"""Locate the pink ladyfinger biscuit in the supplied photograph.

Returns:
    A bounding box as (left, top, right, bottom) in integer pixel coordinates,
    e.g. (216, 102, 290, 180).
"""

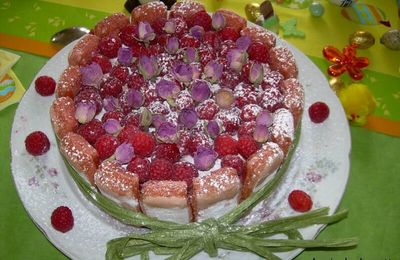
(94, 161, 140, 210)
(50, 96, 78, 140)
(269, 47, 298, 79)
(56, 65, 81, 98)
(68, 34, 100, 66)
(131, 1, 167, 25)
(216, 9, 247, 32)
(279, 78, 304, 128)
(269, 108, 295, 156)
(241, 142, 284, 200)
(60, 132, 99, 184)
(92, 13, 130, 38)
(170, 1, 205, 21)
(240, 26, 276, 49)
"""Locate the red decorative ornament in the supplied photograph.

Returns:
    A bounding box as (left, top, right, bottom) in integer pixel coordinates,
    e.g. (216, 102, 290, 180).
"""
(322, 44, 369, 80)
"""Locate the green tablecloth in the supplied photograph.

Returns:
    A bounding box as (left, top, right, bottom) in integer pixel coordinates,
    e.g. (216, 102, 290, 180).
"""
(1, 0, 400, 259)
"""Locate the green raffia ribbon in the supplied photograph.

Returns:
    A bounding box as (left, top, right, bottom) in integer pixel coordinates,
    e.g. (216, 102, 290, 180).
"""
(61, 126, 358, 259)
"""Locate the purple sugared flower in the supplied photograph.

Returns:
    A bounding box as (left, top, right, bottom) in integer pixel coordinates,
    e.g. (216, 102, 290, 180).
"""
(189, 25, 205, 39)
(140, 107, 152, 128)
(190, 80, 210, 102)
(103, 118, 122, 135)
(126, 89, 144, 108)
(166, 36, 179, 54)
(117, 47, 133, 66)
(178, 108, 198, 128)
(137, 21, 155, 42)
(138, 55, 159, 80)
(212, 11, 226, 31)
(156, 121, 178, 143)
(163, 19, 176, 34)
(103, 96, 118, 111)
(194, 146, 218, 170)
(75, 101, 96, 124)
(155, 79, 180, 99)
(253, 124, 269, 143)
(115, 142, 134, 164)
(256, 110, 273, 127)
(173, 62, 193, 84)
(236, 36, 251, 51)
(203, 60, 223, 83)
(215, 88, 235, 109)
(183, 47, 198, 63)
(191, 64, 201, 80)
(249, 62, 264, 85)
(80, 63, 103, 86)
(152, 114, 166, 129)
(206, 120, 220, 138)
(227, 48, 248, 72)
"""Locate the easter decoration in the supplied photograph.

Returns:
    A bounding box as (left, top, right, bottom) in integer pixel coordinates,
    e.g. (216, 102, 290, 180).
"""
(341, 3, 391, 27)
(245, 1, 280, 34)
(309, 2, 325, 17)
(328, 0, 354, 7)
(380, 29, 400, 51)
(348, 31, 375, 49)
(280, 18, 305, 38)
(272, 0, 313, 9)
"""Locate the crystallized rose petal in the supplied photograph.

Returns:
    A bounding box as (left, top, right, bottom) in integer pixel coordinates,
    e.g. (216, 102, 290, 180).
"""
(50, 97, 78, 139)
(92, 13, 129, 38)
(216, 9, 247, 32)
(240, 26, 276, 49)
(68, 34, 100, 66)
(269, 47, 298, 79)
(279, 78, 304, 128)
(56, 65, 81, 98)
(131, 1, 167, 25)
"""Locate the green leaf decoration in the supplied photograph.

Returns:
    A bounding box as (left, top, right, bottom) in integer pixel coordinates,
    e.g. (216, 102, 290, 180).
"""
(281, 18, 306, 38)
(60, 125, 358, 259)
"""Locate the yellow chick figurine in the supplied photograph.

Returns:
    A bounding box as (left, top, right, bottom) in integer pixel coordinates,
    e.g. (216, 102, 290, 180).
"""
(338, 83, 376, 126)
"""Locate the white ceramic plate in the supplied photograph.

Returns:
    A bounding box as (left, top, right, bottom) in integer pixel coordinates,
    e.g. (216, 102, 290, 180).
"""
(10, 34, 351, 260)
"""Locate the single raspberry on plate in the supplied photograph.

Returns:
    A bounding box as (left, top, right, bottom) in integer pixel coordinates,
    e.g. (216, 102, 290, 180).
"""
(51, 206, 74, 233)
(94, 134, 119, 160)
(117, 125, 140, 144)
(154, 143, 181, 163)
(187, 10, 212, 31)
(308, 101, 330, 123)
(179, 34, 200, 48)
(76, 119, 106, 145)
(237, 135, 259, 159)
(214, 134, 238, 157)
(99, 77, 124, 98)
(35, 76, 56, 96)
(172, 161, 198, 188)
(221, 155, 244, 178)
(91, 54, 112, 73)
(128, 131, 156, 157)
(196, 99, 219, 120)
(288, 190, 313, 212)
(149, 158, 173, 181)
(218, 27, 240, 42)
(127, 157, 150, 183)
(98, 35, 122, 58)
(247, 41, 269, 63)
(25, 131, 50, 156)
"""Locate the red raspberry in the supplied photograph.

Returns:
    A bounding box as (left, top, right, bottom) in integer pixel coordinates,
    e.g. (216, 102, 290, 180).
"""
(179, 34, 200, 48)
(184, 132, 212, 156)
(198, 46, 216, 67)
(99, 77, 123, 98)
(172, 17, 189, 37)
(51, 206, 74, 233)
(240, 104, 262, 122)
(214, 134, 238, 157)
(128, 131, 156, 157)
(215, 109, 240, 134)
(156, 34, 169, 47)
(110, 65, 129, 83)
(98, 36, 122, 58)
(260, 87, 284, 112)
(130, 41, 144, 57)
(196, 99, 219, 120)
(172, 162, 198, 188)
(154, 143, 181, 163)
(91, 54, 112, 73)
(25, 131, 50, 156)
(247, 41, 269, 63)
(74, 87, 102, 114)
(234, 83, 259, 108)
(35, 76, 56, 96)
(238, 121, 256, 137)
(237, 135, 259, 159)
(221, 155, 244, 178)
(101, 111, 124, 124)
(203, 31, 220, 49)
(187, 11, 212, 31)
(151, 17, 167, 35)
(94, 134, 119, 160)
(308, 102, 330, 123)
(119, 24, 138, 46)
(288, 190, 313, 212)
(218, 27, 240, 42)
(76, 119, 106, 145)
(117, 125, 139, 143)
(239, 62, 251, 85)
(149, 158, 173, 180)
(127, 73, 146, 90)
(123, 113, 141, 128)
(127, 157, 150, 183)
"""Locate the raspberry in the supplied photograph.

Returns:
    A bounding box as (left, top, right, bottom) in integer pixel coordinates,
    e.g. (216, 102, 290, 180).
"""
(91, 54, 112, 73)
(237, 135, 259, 159)
(179, 34, 200, 48)
(203, 31, 220, 49)
(234, 83, 259, 108)
(101, 111, 124, 124)
(196, 99, 219, 120)
(98, 36, 122, 58)
(214, 134, 238, 157)
(117, 125, 139, 144)
(240, 104, 262, 122)
(110, 65, 129, 83)
(218, 40, 236, 57)
(119, 24, 138, 47)
(239, 62, 251, 85)
(74, 87, 102, 114)
(154, 143, 181, 163)
(288, 190, 313, 212)
(76, 119, 106, 145)
(215, 108, 240, 134)
(172, 17, 188, 37)
(184, 132, 212, 156)
(35, 76, 56, 96)
(99, 77, 123, 98)
(218, 27, 240, 42)
(51, 206, 74, 233)
(127, 73, 146, 90)
(149, 159, 173, 181)
(172, 162, 198, 188)
(238, 121, 256, 137)
(25, 131, 50, 156)
(94, 134, 119, 160)
(123, 113, 141, 128)
(308, 102, 330, 123)
(198, 46, 216, 67)
(187, 11, 212, 31)
(247, 42, 269, 63)
(260, 87, 284, 112)
(221, 155, 244, 179)
(128, 131, 156, 157)
(127, 157, 150, 183)
(151, 17, 167, 35)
